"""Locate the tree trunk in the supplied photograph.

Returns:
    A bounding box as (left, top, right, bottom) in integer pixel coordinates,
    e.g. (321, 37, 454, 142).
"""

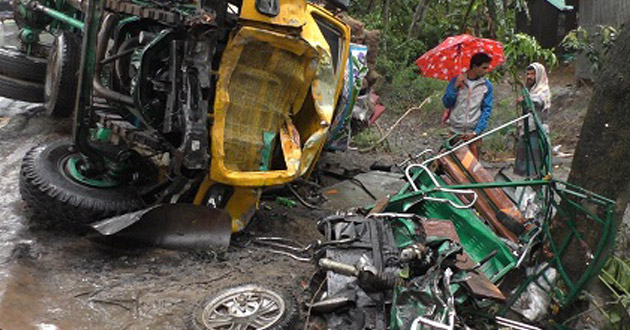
(381, 0, 390, 31)
(459, 0, 477, 34)
(568, 23, 630, 220)
(407, 0, 431, 39)
(367, 0, 375, 12)
(381, 0, 390, 51)
(556, 21, 630, 278)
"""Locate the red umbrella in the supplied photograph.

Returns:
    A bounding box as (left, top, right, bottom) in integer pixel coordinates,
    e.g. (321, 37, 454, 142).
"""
(415, 34, 505, 81)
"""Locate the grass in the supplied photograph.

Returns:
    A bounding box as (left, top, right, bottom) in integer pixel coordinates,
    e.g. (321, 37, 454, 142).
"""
(377, 65, 447, 116)
(481, 94, 520, 160)
(351, 127, 381, 148)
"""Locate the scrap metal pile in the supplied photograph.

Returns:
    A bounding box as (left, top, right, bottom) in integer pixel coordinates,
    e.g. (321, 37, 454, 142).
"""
(263, 108, 616, 330)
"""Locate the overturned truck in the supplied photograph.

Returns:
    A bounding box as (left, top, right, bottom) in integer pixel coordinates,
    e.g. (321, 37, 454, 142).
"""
(14, 0, 352, 241)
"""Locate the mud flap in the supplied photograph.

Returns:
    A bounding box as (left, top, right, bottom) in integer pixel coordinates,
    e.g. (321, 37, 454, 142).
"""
(90, 204, 232, 250)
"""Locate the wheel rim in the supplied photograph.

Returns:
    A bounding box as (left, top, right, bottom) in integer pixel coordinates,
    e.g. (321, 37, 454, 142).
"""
(62, 156, 121, 188)
(200, 286, 286, 330)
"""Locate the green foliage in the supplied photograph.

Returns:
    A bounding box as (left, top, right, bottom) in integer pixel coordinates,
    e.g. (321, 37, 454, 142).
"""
(346, 0, 557, 151)
(561, 25, 619, 73)
(593, 256, 630, 328)
(350, 0, 508, 73)
(503, 33, 558, 68)
(376, 39, 427, 77)
(378, 65, 446, 114)
(348, 0, 556, 85)
(499, 33, 558, 87)
(351, 127, 380, 148)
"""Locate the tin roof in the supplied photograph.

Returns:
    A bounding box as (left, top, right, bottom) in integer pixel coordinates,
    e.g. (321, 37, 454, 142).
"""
(545, 0, 574, 11)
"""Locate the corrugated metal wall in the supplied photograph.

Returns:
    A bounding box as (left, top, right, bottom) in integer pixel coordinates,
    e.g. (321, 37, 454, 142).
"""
(579, 0, 630, 28)
(526, 0, 560, 49)
(577, 0, 630, 79)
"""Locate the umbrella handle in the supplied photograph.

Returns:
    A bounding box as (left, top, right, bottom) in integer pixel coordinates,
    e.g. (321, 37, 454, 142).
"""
(441, 109, 451, 124)
(458, 44, 463, 76)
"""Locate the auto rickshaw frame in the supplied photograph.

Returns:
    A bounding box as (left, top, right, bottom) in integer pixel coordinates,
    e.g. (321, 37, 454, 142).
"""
(377, 89, 616, 328)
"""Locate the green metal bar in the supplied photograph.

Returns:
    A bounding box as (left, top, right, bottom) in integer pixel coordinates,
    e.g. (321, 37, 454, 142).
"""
(72, 0, 105, 163)
(117, 16, 140, 28)
(259, 131, 276, 171)
(33, 3, 84, 30)
(553, 190, 596, 238)
(564, 198, 605, 225)
(531, 264, 567, 302)
(551, 199, 591, 254)
(555, 180, 616, 204)
(557, 187, 614, 207)
(567, 206, 616, 303)
(542, 213, 578, 293)
(441, 179, 550, 190)
(525, 88, 553, 175)
(540, 185, 616, 305)
(388, 179, 551, 212)
(522, 100, 534, 177)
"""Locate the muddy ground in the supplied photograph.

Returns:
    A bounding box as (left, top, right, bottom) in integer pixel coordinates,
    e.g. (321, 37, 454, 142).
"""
(0, 102, 337, 329)
(0, 65, 594, 329)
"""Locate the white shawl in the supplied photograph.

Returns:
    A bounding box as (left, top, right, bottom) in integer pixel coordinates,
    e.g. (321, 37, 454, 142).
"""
(528, 62, 551, 111)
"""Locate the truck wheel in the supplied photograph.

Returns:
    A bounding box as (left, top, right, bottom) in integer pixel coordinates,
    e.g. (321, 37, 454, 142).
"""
(0, 47, 47, 82)
(20, 140, 148, 225)
(45, 32, 80, 118)
(190, 283, 299, 330)
(0, 73, 44, 102)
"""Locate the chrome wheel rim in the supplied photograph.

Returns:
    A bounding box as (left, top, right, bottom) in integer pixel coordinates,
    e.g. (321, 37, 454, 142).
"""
(44, 33, 63, 105)
(201, 286, 285, 330)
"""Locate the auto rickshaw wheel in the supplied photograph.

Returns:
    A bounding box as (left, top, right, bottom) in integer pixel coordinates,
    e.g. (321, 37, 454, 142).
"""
(44, 31, 79, 118)
(190, 283, 299, 330)
(0, 47, 47, 82)
(0, 73, 44, 102)
(19, 139, 148, 225)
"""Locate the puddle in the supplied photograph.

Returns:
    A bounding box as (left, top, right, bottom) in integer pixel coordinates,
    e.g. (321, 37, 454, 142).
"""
(0, 264, 57, 330)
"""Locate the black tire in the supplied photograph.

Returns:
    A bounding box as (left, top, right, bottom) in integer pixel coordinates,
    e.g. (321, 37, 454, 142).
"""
(45, 32, 80, 118)
(20, 139, 148, 225)
(0, 74, 44, 102)
(0, 0, 11, 11)
(190, 283, 299, 330)
(0, 47, 47, 83)
(497, 211, 526, 236)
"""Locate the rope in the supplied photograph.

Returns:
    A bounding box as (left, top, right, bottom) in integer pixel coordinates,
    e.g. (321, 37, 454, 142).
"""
(357, 96, 433, 153)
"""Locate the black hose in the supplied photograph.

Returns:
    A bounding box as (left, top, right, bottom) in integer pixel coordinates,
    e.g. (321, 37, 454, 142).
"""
(94, 13, 134, 105)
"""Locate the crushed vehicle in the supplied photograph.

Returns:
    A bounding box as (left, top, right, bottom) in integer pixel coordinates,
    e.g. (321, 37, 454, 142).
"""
(6, 0, 616, 326)
(235, 94, 617, 330)
(16, 0, 353, 244)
